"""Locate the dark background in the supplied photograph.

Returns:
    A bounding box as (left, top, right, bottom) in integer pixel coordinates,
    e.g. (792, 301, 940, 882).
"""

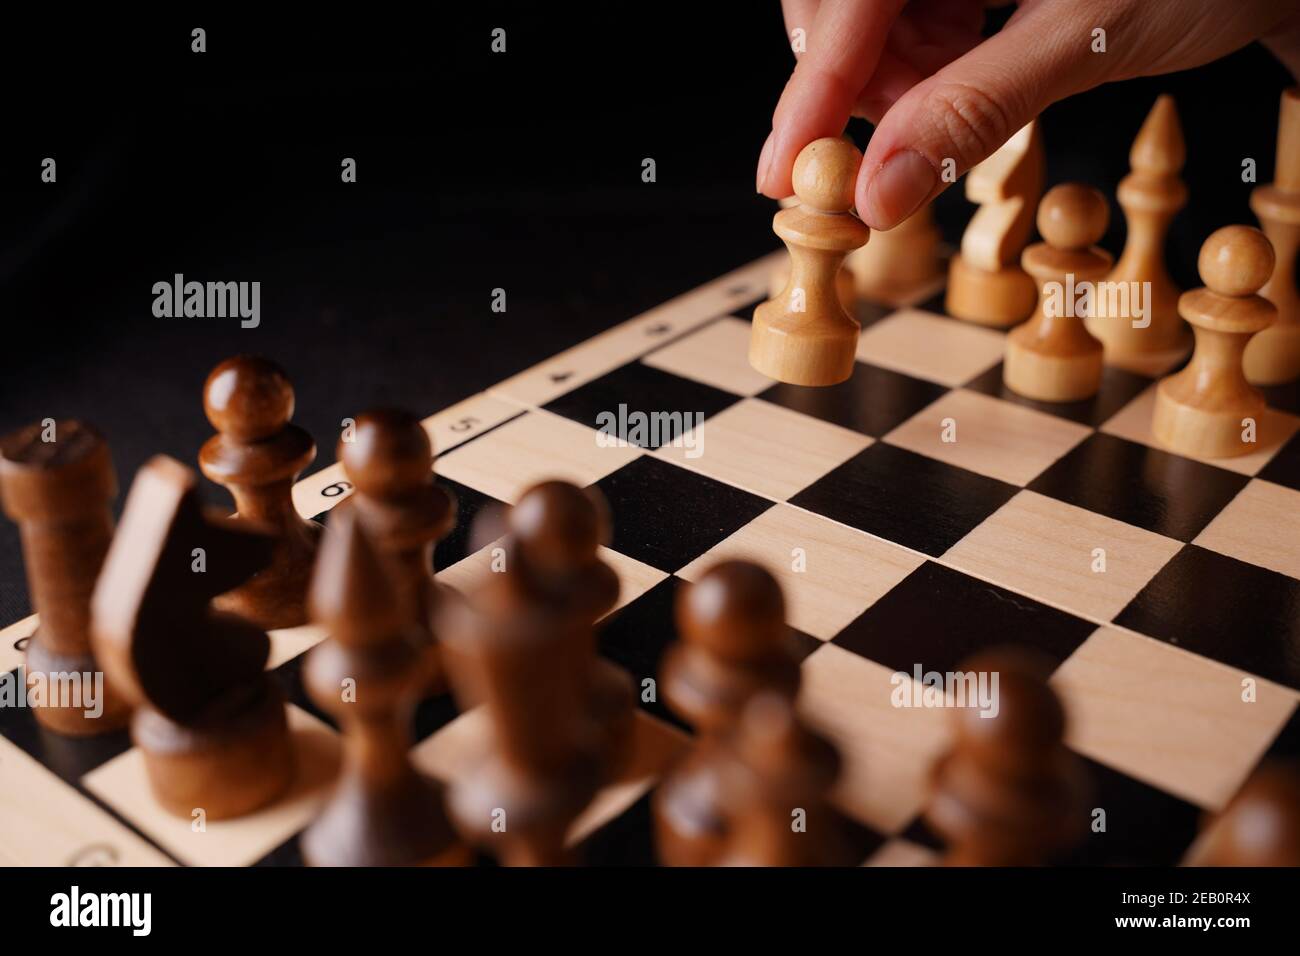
(0, 5, 1295, 618)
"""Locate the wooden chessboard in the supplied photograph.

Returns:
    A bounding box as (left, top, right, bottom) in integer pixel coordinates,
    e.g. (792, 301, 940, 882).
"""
(3, 250, 1300, 867)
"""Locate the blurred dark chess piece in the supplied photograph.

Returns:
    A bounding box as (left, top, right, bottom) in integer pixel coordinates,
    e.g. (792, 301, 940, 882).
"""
(199, 355, 322, 630)
(91, 455, 292, 819)
(0, 419, 130, 735)
(336, 409, 455, 694)
(654, 560, 801, 866)
(299, 505, 469, 867)
(1183, 761, 1300, 866)
(716, 694, 849, 867)
(925, 647, 1090, 866)
(438, 481, 633, 865)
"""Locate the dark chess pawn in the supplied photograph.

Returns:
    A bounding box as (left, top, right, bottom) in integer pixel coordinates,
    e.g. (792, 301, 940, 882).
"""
(91, 456, 293, 819)
(654, 560, 801, 866)
(494, 481, 634, 782)
(299, 506, 469, 867)
(1183, 761, 1300, 866)
(437, 481, 632, 865)
(337, 409, 455, 693)
(437, 591, 604, 866)
(0, 420, 130, 735)
(199, 355, 322, 629)
(925, 647, 1090, 866)
(716, 694, 849, 867)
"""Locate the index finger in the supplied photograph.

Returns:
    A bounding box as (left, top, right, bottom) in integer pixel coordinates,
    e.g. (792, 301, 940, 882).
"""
(759, 0, 907, 198)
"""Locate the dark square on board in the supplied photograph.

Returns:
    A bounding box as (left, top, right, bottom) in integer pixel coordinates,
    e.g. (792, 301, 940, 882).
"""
(592, 456, 772, 573)
(1116, 544, 1300, 691)
(1259, 378, 1300, 418)
(965, 361, 1153, 427)
(1263, 703, 1300, 762)
(758, 361, 946, 438)
(544, 361, 739, 450)
(833, 561, 1095, 675)
(1064, 757, 1203, 866)
(790, 442, 1018, 556)
(599, 576, 686, 728)
(598, 575, 821, 731)
(434, 476, 507, 571)
(1258, 430, 1300, 494)
(1028, 432, 1250, 542)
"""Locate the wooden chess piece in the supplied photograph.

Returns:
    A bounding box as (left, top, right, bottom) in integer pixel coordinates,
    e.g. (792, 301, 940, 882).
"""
(438, 482, 631, 865)
(299, 506, 470, 866)
(1088, 95, 1189, 361)
(1182, 761, 1300, 866)
(750, 137, 870, 386)
(498, 481, 634, 777)
(1152, 225, 1277, 459)
(654, 560, 801, 866)
(946, 120, 1045, 327)
(337, 409, 455, 694)
(1245, 88, 1300, 385)
(199, 356, 322, 630)
(926, 648, 1089, 866)
(438, 596, 603, 866)
(847, 203, 942, 304)
(91, 456, 293, 820)
(1004, 184, 1112, 402)
(716, 694, 849, 867)
(769, 251, 856, 314)
(0, 420, 130, 735)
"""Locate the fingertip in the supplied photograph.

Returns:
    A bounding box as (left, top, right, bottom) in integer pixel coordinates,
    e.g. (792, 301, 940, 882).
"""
(758, 128, 798, 199)
(859, 149, 936, 231)
(756, 131, 776, 193)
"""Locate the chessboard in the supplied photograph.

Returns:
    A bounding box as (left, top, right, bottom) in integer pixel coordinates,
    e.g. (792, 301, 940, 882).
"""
(2, 248, 1299, 868)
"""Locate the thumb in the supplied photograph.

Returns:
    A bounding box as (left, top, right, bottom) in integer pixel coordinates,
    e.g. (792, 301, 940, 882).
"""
(857, 7, 1110, 230)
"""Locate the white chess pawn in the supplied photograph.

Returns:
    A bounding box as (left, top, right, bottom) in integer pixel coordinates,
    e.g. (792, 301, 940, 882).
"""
(750, 138, 870, 386)
(1152, 225, 1277, 459)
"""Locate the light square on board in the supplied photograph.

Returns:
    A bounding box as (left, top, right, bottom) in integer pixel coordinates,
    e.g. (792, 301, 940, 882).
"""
(855, 308, 1005, 387)
(434, 409, 641, 504)
(676, 503, 923, 640)
(641, 316, 775, 396)
(0, 736, 174, 866)
(885, 388, 1091, 487)
(0, 616, 34, 675)
(1051, 627, 1300, 810)
(798, 644, 952, 834)
(653, 398, 872, 501)
(411, 705, 688, 849)
(267, 623, 329, 670)
(864, 838, 941, 867)
(1101, 383, 1300, 477)
(1194, 478, 1300, 581)
(943, 490, 1183, 622)
(437, 539, 666, 619)
(83, 706, 341, 867)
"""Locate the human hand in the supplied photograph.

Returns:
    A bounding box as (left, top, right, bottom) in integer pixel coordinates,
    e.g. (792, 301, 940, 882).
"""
(756, 0, 1300, 230)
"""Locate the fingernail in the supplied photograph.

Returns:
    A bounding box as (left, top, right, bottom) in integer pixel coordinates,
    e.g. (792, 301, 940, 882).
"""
(865, 150, 936, 229)
(756, 131, 776, 193)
